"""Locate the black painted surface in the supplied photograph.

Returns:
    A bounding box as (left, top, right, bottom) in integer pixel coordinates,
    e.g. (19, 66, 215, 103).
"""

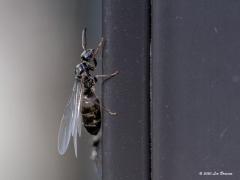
(102, 0, 150, 180)
(152, 0, 240, 179)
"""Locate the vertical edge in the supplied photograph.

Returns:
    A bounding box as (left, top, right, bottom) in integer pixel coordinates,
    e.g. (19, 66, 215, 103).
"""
(151, 0, 163, 179)
(102, 0, 151, 180)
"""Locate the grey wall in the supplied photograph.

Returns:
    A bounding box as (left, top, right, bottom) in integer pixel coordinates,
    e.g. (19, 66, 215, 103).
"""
(152, 0, 240, 179)
(0, 0, 101, 179)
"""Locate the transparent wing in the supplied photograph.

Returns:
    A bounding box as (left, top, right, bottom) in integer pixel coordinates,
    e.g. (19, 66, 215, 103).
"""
(72, 80, 83, 157)
(58, 80, 82, 156)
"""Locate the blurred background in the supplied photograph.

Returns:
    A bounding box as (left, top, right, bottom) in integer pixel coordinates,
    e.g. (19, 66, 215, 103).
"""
(0, 0, 101, 179)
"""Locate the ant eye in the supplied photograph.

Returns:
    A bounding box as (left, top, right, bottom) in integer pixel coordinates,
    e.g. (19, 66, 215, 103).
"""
(86, 51, 93, 58)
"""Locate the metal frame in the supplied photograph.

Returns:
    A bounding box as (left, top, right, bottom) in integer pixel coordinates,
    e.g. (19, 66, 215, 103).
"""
(102, 0, 151, 180)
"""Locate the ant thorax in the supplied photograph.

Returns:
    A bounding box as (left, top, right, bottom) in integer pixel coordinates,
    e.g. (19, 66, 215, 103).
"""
(74, 63, 95, 89)
(74, 62, 93, 79)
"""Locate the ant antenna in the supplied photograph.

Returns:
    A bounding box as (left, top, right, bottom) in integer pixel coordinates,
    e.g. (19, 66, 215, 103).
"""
(93, 37, 104, 59)
(82, 28, 87, 50)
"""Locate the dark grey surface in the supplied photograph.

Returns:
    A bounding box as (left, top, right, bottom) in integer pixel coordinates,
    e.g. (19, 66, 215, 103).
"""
(152, 0, 240, 179)
(102, 0, 150, 180)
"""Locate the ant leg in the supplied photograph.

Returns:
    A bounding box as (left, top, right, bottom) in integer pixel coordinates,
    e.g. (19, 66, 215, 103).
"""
(101, 105, 117, 116)
(82, 99, 117, 116)
(95, 71, 118, 115)
(95, 70, 119, 82)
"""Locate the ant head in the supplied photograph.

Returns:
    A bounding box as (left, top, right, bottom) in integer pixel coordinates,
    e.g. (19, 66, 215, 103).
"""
(81, 28, 104, 63)
(80, 49, 95, 61)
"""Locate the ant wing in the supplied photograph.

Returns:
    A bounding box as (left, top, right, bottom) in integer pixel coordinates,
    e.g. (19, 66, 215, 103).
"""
(72, 80, 83, 157)
(58, 80, 83, 157)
